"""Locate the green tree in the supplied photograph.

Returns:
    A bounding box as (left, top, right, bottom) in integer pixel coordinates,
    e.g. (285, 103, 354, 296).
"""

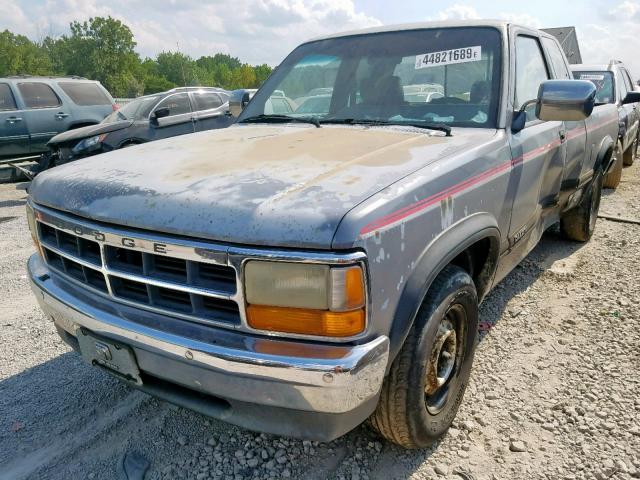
(253, 64, 272, 87)
(0, 17, 274, 96)
(0, 30, 53, 76)
(156, 51, 196, 86)
(52, 16, 141, 96)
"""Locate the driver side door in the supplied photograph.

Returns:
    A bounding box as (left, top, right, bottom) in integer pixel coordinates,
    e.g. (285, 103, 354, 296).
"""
(506, 31, 566, 251)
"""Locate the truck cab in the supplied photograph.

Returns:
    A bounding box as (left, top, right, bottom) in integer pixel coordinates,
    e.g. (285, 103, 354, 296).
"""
(26, 21, 618, 448)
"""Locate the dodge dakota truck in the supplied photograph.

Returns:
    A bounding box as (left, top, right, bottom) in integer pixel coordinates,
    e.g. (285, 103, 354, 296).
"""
(26, 21, 618, 448)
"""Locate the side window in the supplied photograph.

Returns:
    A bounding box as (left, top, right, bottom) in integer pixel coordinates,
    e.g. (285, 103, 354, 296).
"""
(541, 38, 571, 79)
(17, 82, 61, 109)
(617, 70, 629, 102)
(622, 69, 635, 95)
(515, 36, 550, 122)
(628, 70, 640, 90)
(58, 82, 111, 106)
(0, 84, 17, 111)
(192, 93, 223, 111)
(154, 93, 192, 117)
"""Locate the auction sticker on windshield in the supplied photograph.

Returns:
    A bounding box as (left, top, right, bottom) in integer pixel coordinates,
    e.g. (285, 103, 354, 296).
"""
(415, 46, 481, 69)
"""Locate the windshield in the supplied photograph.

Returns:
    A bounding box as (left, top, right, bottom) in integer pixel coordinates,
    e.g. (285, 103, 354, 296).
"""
(573, 71, 615, 104)
(102, 95, 162, 123)
(240, 27, 502, 128)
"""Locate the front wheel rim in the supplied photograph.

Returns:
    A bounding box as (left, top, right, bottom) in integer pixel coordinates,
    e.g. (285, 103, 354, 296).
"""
(424, 304, 466, 415)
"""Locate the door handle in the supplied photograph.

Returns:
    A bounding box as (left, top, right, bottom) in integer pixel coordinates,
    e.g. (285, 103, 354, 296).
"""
(559, 130, 567, 142)
(6, 117, 23, 123)
(55, 112, 69, 119)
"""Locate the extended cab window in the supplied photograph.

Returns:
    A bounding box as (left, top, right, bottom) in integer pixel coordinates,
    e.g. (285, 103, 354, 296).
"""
(193, 92, 224, 111)
(621, 68, 635, 97)
(154, 93, 192, 116)
(18, 82, 61, 109)
(515, 36, 550, 122)
(58, 82, 111, 106)
(541, 37, 571, 79)
(573, 71, 615, 104)
(241, 27, 502, 128)
(0, 84, 17, 111)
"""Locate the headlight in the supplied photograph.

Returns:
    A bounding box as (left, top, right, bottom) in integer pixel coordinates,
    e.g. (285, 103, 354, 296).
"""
(72, 134, 106, 154)
(26, 203, 43, 257)
(245, 261, 366, 338)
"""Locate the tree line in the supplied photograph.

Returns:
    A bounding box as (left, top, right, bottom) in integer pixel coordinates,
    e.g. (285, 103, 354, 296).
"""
(0, 16, 273, 98)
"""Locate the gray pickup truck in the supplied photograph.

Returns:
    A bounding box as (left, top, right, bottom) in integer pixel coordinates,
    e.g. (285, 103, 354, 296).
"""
(26, 21, 618, 448)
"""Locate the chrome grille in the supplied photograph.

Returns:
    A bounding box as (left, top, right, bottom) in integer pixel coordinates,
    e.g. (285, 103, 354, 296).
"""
(37, 221, 240, 326)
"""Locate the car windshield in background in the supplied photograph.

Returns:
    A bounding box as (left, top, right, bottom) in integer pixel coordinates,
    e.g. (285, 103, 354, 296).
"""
(240, 27, 502, 129)
(573, 71, 615, 104)
(102, 95, 162, 123)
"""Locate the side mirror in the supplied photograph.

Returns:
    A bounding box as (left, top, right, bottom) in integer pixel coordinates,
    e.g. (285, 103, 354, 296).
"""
(151, 107, 170, 125)
(228, 89, 257, 117)
(622, 91, 640, 105)
(512, 80, 596, 132)
(536, 80, 596, 122)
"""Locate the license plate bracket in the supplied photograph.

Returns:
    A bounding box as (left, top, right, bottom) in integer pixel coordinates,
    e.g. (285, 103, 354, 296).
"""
(77, 329, 142, 385)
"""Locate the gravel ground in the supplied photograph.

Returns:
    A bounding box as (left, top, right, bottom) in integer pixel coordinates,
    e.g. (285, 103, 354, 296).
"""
(1, 161, 639, 480)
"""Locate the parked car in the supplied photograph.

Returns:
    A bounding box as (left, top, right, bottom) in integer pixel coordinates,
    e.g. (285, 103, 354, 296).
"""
(294, 94, 331, 114)
(263, 94, 298, 115)
(402, 83, 445, 102)
(27, 20, 618, 448)
(0, 76, 115, 161)
(41, 87, 234, 170)
(572, 61, 640, 187)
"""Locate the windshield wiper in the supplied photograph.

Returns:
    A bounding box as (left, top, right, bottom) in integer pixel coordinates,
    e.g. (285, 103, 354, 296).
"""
(320, 118, 452, 136)
(238, 114, 321, 128)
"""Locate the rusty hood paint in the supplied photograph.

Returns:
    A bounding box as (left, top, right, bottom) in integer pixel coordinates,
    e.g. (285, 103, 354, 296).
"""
(30, 124, 496, 249)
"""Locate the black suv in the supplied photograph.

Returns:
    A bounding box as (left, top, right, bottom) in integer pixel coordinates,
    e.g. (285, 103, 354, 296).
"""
(42, 87, 233, 170)
(572, 61, 640, 188)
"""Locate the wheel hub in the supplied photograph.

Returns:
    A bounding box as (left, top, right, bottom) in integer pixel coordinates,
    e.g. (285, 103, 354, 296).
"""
(424, 318, 457, 396)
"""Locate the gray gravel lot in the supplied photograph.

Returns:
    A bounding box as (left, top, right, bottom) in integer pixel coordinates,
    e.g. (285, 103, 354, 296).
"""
(1, 162, 639, 480)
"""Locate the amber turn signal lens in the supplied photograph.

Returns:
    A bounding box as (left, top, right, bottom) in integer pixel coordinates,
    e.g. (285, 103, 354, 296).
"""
(247, 305, 365, 337)
(344, 267, 365, 310)
(252, 339, 348, 359)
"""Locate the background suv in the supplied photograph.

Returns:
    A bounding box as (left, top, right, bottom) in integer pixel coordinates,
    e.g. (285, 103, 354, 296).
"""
(42, 87, 233, 170)
(0, 76, 115, 160)
(572, 61, 640, 188)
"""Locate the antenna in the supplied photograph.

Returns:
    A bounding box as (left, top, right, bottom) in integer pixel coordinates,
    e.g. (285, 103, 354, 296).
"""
(177, 41, 187, 87)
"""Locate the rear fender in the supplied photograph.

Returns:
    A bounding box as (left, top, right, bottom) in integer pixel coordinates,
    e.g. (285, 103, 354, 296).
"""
(387, 213, 500, 364)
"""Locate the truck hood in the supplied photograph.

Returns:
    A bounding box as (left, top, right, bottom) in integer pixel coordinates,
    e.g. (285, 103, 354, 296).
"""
(48, 120, 133, 145)
(31, 124, 495, 249)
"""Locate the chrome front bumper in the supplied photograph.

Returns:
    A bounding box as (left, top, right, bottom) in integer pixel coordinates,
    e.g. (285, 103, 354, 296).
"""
(28, 254, 388, 439)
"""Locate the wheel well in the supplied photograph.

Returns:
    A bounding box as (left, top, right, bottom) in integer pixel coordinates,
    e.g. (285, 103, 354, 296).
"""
(449, 237, 498, 300)
(599, 144, 614, 173)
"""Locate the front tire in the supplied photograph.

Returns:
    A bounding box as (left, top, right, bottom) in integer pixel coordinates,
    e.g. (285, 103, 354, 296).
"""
(603, 141, 623, 189)
(370, 265, 478, 449)
(623, 136, 637, 166)
(560, 168, 603, 242)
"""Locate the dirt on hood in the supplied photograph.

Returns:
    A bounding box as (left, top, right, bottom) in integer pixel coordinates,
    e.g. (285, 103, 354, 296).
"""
(29, 124, 493, 249)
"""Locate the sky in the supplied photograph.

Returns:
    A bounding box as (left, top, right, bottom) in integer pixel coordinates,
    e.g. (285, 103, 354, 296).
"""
(2, 0, 640, 76)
